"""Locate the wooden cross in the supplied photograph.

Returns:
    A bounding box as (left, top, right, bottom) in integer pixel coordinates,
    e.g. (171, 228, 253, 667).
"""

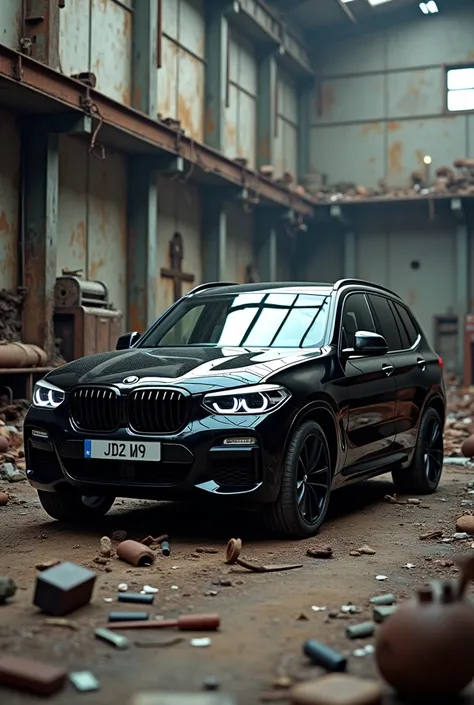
(160, 232, 195, 301)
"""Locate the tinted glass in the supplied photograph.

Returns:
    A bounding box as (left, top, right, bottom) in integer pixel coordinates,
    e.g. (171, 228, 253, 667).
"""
(141, 293, 330, 348)
(390, 302, 410, 350)
(394, 302, 419, 347)
(368, 295, 402, 351)
(341, 294, 375, 348)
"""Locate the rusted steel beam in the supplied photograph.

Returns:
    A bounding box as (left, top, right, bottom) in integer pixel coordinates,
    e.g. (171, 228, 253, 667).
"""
(0, 44, 314, 218)
(204, 7, 228, 152)
(21, 122, 59, 360)
(257, 51, 277, 169)
(131, 0, 158, 116)
(23, 0, 61, 69)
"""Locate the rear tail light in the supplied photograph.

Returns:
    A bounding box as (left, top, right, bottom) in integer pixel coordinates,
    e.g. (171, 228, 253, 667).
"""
(437, 355, 444, 370)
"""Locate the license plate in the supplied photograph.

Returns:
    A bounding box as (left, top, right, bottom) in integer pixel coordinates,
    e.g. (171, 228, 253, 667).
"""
(84, 440, 161, 462)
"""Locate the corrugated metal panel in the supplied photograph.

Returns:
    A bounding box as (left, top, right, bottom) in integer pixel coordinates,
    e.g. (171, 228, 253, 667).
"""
(315, 33, 386, 78)
(157, 0, 205, 141)
(0, 110, 20, 289)
(387, 68, 444, 119)
(226, 202, 254, 282)
(224, 32, 258, 169)
(155, 177, 202, 316)
(57, 136, 127, 314)
(0, 0, 22, 51)
(275, 71, 298, 178)
(312, 123, 384, 186)
(314, 75, 384, 125)
(59, 0, 132, 106)
(356, 229, 456, 348)
(298, 230, 344, 283)
(469, 115, 474, 158)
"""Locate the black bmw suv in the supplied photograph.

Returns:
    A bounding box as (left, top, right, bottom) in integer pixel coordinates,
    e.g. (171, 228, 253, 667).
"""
(24, 279, 446, 538)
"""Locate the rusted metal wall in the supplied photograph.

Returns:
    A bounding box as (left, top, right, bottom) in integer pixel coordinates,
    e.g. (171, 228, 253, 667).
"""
(0, 110, 20, 290)
(224, 31, 258, 169)
(275, 70, 298, 179)
(59, 0, 132, 106)
(57, 135, 127, 314)
(226, 202, 254, 282)
(157, 0, 205, 142)
(0, 0, 22, 50)
(155, 176, 202, 316)
(312, 5, 474, 188)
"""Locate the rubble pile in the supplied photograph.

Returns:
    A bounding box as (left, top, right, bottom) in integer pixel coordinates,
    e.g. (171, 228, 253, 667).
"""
(444, 384, 474, 458)
(0, 289, 25, 343)
(0, 396, 28, 487)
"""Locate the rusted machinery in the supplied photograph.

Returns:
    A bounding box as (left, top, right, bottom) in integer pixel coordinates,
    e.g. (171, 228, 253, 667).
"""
(53, 276, 123, 362)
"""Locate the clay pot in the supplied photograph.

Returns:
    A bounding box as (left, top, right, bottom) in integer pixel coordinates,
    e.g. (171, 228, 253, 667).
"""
(375, 580, 474, 697)
(116, 540, 155, 567)
(462, 434, 474, 457)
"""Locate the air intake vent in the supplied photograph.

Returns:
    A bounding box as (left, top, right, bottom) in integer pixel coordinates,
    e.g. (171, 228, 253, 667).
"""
(70, 387, 121, 432)
(128, 388, 190, 434)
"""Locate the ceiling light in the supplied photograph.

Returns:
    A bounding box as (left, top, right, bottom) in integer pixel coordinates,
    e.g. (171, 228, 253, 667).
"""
(419, 1, 438, 13)
(367, 0, 394, 6)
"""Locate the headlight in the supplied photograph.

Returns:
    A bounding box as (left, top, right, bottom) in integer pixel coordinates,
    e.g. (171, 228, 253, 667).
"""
(202, 384, 291, 415)
(32, 380, 65, 409)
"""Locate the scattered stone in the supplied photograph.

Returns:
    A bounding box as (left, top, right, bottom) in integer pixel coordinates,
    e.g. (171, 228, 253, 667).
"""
(373, 605, 397, 623)
(328, 610, 339, 619)
(196, 548, 218, 554)
(369, 594, 396, 606)
(341, 604, 358, 614)
(0, 577, 17, 604)
(349, 550, 361, 557)
(205, 590, 218, 597)
(453, 532, 470, 540)
(456, 515, 474, 534)
(0, 492, 8, 506)
(203, 676, 220, 691)
(111, 530, 128, 542)
(311, 605, 326, 612)
(407, 498, 421, 505)
(43, 618, 79, 630)
(306, 544, 333, 559)
(437, 558, 454, 568)
(404, 563, 416, 569)
(273, 676, 292, 689)
(346, 621, 375, 639)
(100, 536, 112, 558)
(190, 637, 211, 648)
(296, 613, 309, 621)
(94, 557, 108, 565)
(357, 545, 376, 555)
(384, 494, 404, 505)
(375, 575, 388, 581)
(0, 463, 25, 482)
(118, 583, 128, 592)
(419, 530, 443, 540)
(290, 673, 382, 705)
(35, 560, 61, 572)
(352, 644, 375, 657)
(142, 585, 158, 594)
(220, 579, 232, 587)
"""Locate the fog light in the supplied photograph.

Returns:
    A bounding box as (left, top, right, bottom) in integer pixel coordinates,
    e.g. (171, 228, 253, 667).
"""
(32, 429, 49, 439)
(222, 437, 256, 445)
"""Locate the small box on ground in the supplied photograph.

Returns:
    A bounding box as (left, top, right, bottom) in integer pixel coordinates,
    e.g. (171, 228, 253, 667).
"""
(33, 561, 96, 616)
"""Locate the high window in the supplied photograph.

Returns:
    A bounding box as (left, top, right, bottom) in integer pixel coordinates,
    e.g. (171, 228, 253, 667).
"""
(447, 67, 474, 112)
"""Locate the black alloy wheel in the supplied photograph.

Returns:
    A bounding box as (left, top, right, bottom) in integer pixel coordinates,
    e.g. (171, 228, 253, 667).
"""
(392, 406, 444, 495)
(263, 420, 332, 539)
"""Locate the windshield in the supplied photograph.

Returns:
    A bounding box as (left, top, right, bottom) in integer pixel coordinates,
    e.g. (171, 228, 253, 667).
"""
(139, 292, 330, 348)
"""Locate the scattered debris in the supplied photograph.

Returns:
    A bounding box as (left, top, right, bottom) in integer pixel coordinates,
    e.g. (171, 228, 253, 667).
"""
(0, 491, 8, 506)
(357, 545, 376, 555)
(303, 640, 347, 672)
(100, 536, 112, 558)
(33, 562, 96, 617)
(118, 592, 155, 605)
(306, 544, 333, 559)
(203, 676, 220, 691)
(346, 622, 375, 639)
(341, 604, 358, 614)
(373, 605, 397, 623)
(456, 515, 474, 534)
(419, 530, 443, 540)
(290, 674, 382, 705)
(404, 563, 416, 569)
(375, 575, 388, 581)
(0, 654, 67, 695)
(111, 530, 128, 542)
(117, 540, 155, 567)
(196, 547, 219, 555)
(109, 611, 149, 622)
(35, 559, 61, 571)
(0, 462, 25, 483)
(349, 550, 361, 557)
(135, 637, 184, 648)
(0, 576, 16, 604)
(142, 585, 158, 594)
(94, 627, 130, 649)
(43, 617, 79, 630)
(225, 538, 302, 573)
(118, 583, 128, 592)
(69, 671, 100, 692)
(161, 541, 171, 556)
(352, 644, 375, 657)
(191, 638, 212, 648)
(370, 594, 396, 606)
(407, 498, 421, 505)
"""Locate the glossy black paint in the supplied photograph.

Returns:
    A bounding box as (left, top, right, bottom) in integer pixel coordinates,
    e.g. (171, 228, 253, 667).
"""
(24, 280, 446, 509)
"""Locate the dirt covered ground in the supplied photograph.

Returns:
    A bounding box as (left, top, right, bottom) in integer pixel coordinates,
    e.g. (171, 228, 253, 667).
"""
(3, 462, 474, 704)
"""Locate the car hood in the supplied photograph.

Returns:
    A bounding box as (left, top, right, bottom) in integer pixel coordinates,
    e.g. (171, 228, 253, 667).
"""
(45, 346, 323, 393)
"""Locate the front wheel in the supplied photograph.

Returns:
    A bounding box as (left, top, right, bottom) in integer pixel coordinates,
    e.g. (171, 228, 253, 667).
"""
(38, 488, 115, 522)
(262, 420, 332, 539)
(392, 407, 444, 495)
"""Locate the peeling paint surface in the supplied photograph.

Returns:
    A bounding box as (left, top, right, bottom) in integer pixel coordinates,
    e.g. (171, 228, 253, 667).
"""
(226, 203, 254, 282)
(155, 176, 202, 317)
(0, 110, 20, 289)
(275, 71, 298, 178)
(57, 136, 127, 314)
(59, 0, 132, 106)
(0, 0, 22, 51)
(157, 0, 205, 141)
(224, 32, 258, 169)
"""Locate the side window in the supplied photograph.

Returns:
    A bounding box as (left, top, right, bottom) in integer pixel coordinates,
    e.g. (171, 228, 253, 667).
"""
(394, 302, 419, 347)
(368, 295, 402, 351)
(341, 294, 375, 349)
(390, 302, 410, 350)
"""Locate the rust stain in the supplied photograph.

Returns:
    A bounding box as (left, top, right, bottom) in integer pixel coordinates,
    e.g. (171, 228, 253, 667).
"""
(369, 157, 376, 165)
(361, 123, 382, 136)
(129, 299, 144, 332)
(90, 258, 105, 280)
(258, 138, 270, 161)
(415, 150, 425, 168)
(205, 108, 216, 136)
(69, 221, 86, 254)
(387, 121, 401, 133)
(133, 85, 142, 110)
(320, 83, 336, 115)
(0, 210, 10, 234)
(389, 141, 403, 174)
(226, 122, 236, 149)
(467, 51, 474, 61)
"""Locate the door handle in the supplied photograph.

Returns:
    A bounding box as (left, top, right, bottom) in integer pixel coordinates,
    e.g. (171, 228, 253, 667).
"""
(382, 364, 394, 377)
(417, 358, 426, 371)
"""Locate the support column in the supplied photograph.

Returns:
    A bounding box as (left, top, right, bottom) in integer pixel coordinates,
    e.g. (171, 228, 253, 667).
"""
(131, 0, 158, 116)
(344, 231, 356, 278)
(127, 158, 158, 332)
(453, 198, 469, 375)
(257, 52, 277, 168)
(297, 80, 313, 184)
(22, 124, 59, 358)
(255, 210, 277, 281)
(202, 199, 228, 282)
(24, 0, 61, 68)
(204, 7, 229, 152)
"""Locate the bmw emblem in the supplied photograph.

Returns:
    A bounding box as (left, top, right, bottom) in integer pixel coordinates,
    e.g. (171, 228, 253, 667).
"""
(123, 375, 139, 384)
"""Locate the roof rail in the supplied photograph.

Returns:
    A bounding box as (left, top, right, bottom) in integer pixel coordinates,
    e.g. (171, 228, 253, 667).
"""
(185, 281, 238, 297)
(333, 278, 402, 299)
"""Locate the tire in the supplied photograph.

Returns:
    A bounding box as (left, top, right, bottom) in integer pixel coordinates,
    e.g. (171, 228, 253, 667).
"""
(262, 420, 332, 539)
(392, 407, 444, 495)
(38, 488, 115, 522)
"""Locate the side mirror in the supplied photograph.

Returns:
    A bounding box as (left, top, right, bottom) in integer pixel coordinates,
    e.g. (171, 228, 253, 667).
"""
(116, 331, 141, 350)
(342, 330, 388, 358)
